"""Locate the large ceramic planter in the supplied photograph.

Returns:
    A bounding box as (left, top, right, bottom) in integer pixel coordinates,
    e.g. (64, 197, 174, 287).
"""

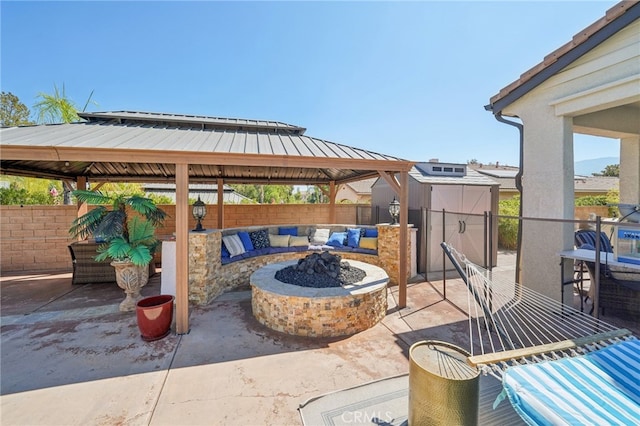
(111, 260, 150, 312)
(136, 295, 174, 341)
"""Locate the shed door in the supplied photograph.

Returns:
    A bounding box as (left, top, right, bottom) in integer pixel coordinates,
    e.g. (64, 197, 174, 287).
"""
(428, 185, 492, 272)
(429, 185, 463, 271)
(459, 186, 492, 265)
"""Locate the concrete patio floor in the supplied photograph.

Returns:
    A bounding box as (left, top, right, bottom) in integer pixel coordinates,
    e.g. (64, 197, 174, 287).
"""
(1, 252, 636, 425)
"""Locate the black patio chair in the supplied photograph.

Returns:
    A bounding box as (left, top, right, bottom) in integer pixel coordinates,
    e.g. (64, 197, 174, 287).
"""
(574, 230, 640, 320)
(574, 229, 614, 253)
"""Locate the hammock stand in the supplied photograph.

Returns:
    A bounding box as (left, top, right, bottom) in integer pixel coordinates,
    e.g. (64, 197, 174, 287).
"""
(439, 242, 639, 425)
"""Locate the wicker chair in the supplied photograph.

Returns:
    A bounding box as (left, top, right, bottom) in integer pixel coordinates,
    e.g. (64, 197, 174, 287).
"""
(574, 230, 640, 320)
(68, 241, 116, 284)
(68, 241, 156, 285)
(581, 262, 640, 320)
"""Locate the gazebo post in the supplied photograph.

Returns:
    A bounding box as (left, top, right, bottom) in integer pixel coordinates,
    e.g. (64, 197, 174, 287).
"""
(329, 180, 336, 223)
(75, 176, 88, 220)
(217, 178, 224, 229)
(376, 169, 410, 308)
(175, 163, 190, 334)
(399, 170, 408, 308)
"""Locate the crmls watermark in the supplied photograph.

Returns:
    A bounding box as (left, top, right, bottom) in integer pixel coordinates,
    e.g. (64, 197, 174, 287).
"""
(340, 410, 394, 423)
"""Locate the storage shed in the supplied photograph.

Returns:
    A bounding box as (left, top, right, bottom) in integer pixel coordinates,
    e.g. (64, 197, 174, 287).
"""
(372, 161, 499, 279)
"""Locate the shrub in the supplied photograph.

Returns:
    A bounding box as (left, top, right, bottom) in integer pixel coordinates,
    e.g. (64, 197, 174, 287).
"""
(574, 195, 607, 207)
(498, 196, 520, 250)
(0, 184, 53, 205)
(606, 189, 620, 217)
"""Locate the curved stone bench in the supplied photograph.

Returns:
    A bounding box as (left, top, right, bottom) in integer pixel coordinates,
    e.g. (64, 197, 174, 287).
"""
(185, 224, 409, 305)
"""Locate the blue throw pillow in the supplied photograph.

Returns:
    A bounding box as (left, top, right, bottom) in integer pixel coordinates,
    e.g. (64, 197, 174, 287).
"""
(347, 228, 361, 248)
(279, 227, 298, 236)
(221, 242, 230, 258)
(364, 228, 378, 238)
(327, 232, 347, 247)
(237, 231, 254, 252)
(249, 229, 270, 249)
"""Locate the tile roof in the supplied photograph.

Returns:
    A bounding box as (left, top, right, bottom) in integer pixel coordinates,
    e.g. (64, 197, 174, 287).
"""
(574, 176, 619, 192)
(488, 1, 639, 113)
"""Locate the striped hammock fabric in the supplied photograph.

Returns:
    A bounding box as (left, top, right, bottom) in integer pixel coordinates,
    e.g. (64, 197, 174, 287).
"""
(501, 338, 640, 426)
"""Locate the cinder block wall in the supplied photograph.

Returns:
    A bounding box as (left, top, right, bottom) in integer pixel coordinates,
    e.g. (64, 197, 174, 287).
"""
(0, 204, 365, 273)
(159, 204, 358, 232)
(1, 202, 609, 274)
(574, 206, 610, 223)
(0, 205, 78, 273)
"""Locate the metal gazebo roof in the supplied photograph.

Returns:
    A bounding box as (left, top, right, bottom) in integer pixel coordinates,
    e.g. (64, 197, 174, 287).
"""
(0, 111, 413, 185)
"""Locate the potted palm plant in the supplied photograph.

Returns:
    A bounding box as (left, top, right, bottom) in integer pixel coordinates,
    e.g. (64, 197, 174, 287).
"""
(69, 190, 167, 311)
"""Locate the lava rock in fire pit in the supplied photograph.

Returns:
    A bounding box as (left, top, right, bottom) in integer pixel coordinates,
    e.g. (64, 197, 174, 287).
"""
(275, 252, 366, 288)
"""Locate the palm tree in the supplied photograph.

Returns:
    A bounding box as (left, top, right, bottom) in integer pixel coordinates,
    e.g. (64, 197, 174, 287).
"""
(33, 84, 96, 203)
(69, 190, 167, 266)
(33, 83, 96, 124)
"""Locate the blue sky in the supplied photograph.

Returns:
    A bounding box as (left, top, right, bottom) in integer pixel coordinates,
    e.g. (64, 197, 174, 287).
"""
(1, 1, 621, 166)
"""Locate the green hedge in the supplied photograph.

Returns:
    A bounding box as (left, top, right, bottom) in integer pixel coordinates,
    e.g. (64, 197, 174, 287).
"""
(498, 196, 520, 250)
(497, 190, 620, 249)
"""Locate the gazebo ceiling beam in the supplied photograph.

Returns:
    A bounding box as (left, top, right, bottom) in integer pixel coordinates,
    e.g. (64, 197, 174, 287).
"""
(377, 170, 401, 194)
(0, 167, 381, 187)
(2, 146, 413, 173)
(0, 166, 75, 181)
(333, 171, 380, 185)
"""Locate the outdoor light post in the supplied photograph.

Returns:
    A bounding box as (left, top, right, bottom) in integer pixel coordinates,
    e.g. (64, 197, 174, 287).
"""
(192, 196, 207, 232)
(389, 196, 400, 225)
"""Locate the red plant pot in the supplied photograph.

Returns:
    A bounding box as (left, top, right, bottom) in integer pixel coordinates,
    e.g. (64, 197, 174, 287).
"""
(136, 295, 174, 341)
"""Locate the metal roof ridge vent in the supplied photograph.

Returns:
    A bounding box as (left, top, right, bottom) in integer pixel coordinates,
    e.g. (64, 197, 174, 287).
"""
(77, 111, 307, 134)
(416, 161, 467, 177)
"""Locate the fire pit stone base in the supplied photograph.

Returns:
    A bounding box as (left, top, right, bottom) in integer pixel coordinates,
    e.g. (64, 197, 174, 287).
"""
(250, 259, 388, 337)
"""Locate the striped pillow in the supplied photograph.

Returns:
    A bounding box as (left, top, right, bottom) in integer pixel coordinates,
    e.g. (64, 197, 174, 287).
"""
(222, 234, 246, 257)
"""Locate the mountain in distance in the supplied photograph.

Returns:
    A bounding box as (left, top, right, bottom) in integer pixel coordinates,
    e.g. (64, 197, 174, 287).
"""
(574, 156, 619, 176)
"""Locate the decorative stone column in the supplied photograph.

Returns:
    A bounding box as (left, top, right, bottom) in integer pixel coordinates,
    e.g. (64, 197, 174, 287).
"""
(187, 230, 220, 305)
(377, 224, 413, 286)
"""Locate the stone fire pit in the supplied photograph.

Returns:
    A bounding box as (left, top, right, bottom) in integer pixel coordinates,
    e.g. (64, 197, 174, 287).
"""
(250, 258, 388, 337)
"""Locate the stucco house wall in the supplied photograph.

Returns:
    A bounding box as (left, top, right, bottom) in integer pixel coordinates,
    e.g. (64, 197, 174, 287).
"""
(502, 17, 640, 301)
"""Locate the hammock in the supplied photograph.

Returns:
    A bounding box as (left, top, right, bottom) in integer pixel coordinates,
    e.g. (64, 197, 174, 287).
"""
(440, 243, 639, 425)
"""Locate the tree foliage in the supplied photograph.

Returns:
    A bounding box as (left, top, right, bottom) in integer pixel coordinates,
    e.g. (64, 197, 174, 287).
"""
(230, 184, 295, 203)
(574, 195, 608, 206)
(33, 83, 96, 124)
(34, 83, 80, 124)
(498, 196, 520, 250)
(0, 92, 34, 126)
(305, 185, 328, 204)
(0, 178, 62, 205)
(595, 164, 619, 177)
(0, 182, 54, 205)
(497, 189, 621, 249)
